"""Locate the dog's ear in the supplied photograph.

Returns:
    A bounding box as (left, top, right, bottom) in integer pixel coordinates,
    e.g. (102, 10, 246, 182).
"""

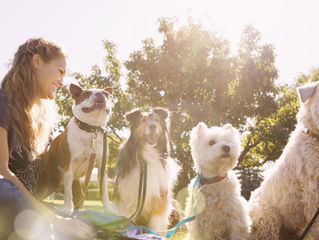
(126, 109, 142, 123)
(70, 84, 83, 99)
(223, 123, 233, 131)
(297, 84, 317, 103)
(223, 123, 239, 136)
(154, 107, 170, 120)
(191, 122, 207, 140)
(104, 87, 114, 96)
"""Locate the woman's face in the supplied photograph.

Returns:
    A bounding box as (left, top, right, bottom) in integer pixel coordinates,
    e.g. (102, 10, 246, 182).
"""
(34, 54, 66, 100)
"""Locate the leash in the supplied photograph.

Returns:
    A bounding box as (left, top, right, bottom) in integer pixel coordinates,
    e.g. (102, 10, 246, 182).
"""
(298, 208, 319, 240)
(98, 149, 148, 229)
(72, 132, 100, 216)
(133, 174, 228, 238)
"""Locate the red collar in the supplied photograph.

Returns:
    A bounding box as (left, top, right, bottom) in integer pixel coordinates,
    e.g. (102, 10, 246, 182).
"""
(199, 173, 228, 186)
(303, 128, 319, 142)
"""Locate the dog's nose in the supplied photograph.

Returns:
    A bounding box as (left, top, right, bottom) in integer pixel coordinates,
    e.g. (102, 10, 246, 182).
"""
(222, 145, 230, 153)
(95, 93, 105, 103)
(149, 124, 156, 132)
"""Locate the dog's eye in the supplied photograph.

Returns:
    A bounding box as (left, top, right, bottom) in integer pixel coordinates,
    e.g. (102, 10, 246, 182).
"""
(103, 92, 109, 98)
(84, 92, 92, 98)
(209, 140, 216, 146)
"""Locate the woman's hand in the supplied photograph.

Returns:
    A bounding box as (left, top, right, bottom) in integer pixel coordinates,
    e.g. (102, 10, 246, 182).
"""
(53, 215, 94, 239)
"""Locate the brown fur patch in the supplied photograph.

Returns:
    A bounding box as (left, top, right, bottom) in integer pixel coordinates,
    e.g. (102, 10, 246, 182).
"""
(150, 190, 169, 216)
(36, 128, 71, 199)
(73, 90, 92, 105)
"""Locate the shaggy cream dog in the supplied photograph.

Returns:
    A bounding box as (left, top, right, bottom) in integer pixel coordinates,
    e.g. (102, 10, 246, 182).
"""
(249, 81, 319, 240)
(185, 122, 249, 240)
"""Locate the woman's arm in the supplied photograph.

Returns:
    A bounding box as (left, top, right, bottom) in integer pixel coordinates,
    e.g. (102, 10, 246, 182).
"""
(0, 127, 93, 239)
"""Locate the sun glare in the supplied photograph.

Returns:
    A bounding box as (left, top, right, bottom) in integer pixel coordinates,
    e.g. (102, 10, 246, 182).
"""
(175, 0, 284, 51)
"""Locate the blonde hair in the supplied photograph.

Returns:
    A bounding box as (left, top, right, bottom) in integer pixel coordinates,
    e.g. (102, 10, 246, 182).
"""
(1, 38, 65, 158)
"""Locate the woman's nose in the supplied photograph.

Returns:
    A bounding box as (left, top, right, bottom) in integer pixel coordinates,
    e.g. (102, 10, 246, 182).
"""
(58, 78, 64, 87)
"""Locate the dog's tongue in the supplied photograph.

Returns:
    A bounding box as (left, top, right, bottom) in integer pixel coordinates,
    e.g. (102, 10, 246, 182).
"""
(146, 134, 157, 145)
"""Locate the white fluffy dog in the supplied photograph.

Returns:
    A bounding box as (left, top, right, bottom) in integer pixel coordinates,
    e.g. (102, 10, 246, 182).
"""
(185, 122, 249, 240)
(249, 81, 319, 240)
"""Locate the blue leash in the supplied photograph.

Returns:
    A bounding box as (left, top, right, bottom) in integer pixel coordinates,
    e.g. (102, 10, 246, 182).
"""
(127, 175, 202, 238)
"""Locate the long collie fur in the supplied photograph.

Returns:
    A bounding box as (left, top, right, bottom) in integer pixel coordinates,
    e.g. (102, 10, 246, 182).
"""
(113, 107, 180, 233)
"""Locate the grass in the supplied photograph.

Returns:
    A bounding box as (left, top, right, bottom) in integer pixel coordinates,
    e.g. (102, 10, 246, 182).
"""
(44, 199, 104, 211)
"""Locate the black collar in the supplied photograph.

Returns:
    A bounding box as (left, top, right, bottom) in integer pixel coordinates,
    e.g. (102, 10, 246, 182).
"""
(74, 117, 106, 134)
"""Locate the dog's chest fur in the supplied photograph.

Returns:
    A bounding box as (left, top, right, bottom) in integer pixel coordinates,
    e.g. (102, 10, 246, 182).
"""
(118, 145, 171, 209)
(66, 118, 104, 178)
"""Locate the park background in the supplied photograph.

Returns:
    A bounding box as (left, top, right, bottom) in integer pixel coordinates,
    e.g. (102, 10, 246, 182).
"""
(1, 0, 319, 221)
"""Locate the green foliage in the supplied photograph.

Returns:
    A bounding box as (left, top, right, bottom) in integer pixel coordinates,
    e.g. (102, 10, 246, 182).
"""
(53, 17, 319, 195)
(124, 17, 284, 189)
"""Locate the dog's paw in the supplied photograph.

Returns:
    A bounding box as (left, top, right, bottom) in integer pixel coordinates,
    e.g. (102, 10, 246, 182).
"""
(59, 205, 74, 217)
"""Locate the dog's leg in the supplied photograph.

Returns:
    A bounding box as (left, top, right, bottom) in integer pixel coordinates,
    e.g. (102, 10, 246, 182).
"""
(72, 179, 84, 209)
(149, 194, 170, 233)
(63, 169, 74, 216)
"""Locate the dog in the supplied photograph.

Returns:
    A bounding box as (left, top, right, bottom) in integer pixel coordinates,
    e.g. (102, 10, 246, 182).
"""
(36, 83, 113, 215)
(113, 107, 180, 233)
(185, 122, 249, 240)
(249, 81, 319, 239)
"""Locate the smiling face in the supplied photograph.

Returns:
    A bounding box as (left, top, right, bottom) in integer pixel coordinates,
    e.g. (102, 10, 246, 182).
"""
(34, 54, 66, 100)
(190, 122, 241, 177)
(70, 84, 113, 126)
(125, 108, 169, 146)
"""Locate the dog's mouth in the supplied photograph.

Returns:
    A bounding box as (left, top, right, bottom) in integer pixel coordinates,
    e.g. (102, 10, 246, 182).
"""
(145, 134, 158, 145)
(82, 102, 109, 113)
(221, 154, 230, 158)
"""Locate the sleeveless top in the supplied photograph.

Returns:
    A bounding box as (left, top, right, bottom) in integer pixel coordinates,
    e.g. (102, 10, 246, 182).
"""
(0, 89, 41, 194)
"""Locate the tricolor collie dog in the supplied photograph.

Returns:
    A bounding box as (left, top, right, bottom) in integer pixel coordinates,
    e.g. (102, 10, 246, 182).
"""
(113, 108, 180, 233)
(36, 84, 113, 215)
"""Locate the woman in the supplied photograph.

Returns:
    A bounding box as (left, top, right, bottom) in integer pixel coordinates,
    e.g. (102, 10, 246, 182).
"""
(0, 38, 92, 239)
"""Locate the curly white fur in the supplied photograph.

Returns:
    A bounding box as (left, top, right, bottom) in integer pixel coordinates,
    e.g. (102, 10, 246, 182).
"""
(249, 81, 319, 240)
(186, 122, 249, 240)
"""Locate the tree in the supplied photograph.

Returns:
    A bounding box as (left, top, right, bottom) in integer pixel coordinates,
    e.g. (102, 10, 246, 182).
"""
(125, 17, 280, 190)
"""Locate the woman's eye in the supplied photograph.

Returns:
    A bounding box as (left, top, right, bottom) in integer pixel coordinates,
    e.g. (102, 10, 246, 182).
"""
(209, 140, 216, 146)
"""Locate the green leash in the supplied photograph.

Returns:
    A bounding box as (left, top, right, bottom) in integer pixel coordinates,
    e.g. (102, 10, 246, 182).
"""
(98, 133, 148, 229)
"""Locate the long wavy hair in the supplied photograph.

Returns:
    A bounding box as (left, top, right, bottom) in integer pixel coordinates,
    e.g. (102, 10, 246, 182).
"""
(1, 38, 65, 159)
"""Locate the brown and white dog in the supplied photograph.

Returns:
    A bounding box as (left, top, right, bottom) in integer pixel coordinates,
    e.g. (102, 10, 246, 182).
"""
(36, 84, 113, 215)
(113, 108, 180, 233)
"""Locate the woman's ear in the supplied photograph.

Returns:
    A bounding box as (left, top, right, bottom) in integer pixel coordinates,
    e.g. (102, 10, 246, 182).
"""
(32, 53, 42, 69)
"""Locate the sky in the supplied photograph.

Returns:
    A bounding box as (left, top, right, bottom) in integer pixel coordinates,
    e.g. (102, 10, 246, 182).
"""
(1, 0, 319, 86)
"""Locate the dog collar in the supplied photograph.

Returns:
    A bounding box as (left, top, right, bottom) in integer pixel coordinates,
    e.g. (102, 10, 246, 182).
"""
(74, 117, 106, 134)
(302, 127, 319, 142)
(197, 173, 228, 186)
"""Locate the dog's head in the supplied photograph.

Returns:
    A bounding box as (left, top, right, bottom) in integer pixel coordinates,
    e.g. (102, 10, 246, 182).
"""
(190, 122, 241, 177)
(125, 107, 170, 146)
(70, 84, 113, 126)
(297, 81, 319, 131)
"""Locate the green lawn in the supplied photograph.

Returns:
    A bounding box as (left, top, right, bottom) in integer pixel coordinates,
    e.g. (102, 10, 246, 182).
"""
(44, 199, 104, 211)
